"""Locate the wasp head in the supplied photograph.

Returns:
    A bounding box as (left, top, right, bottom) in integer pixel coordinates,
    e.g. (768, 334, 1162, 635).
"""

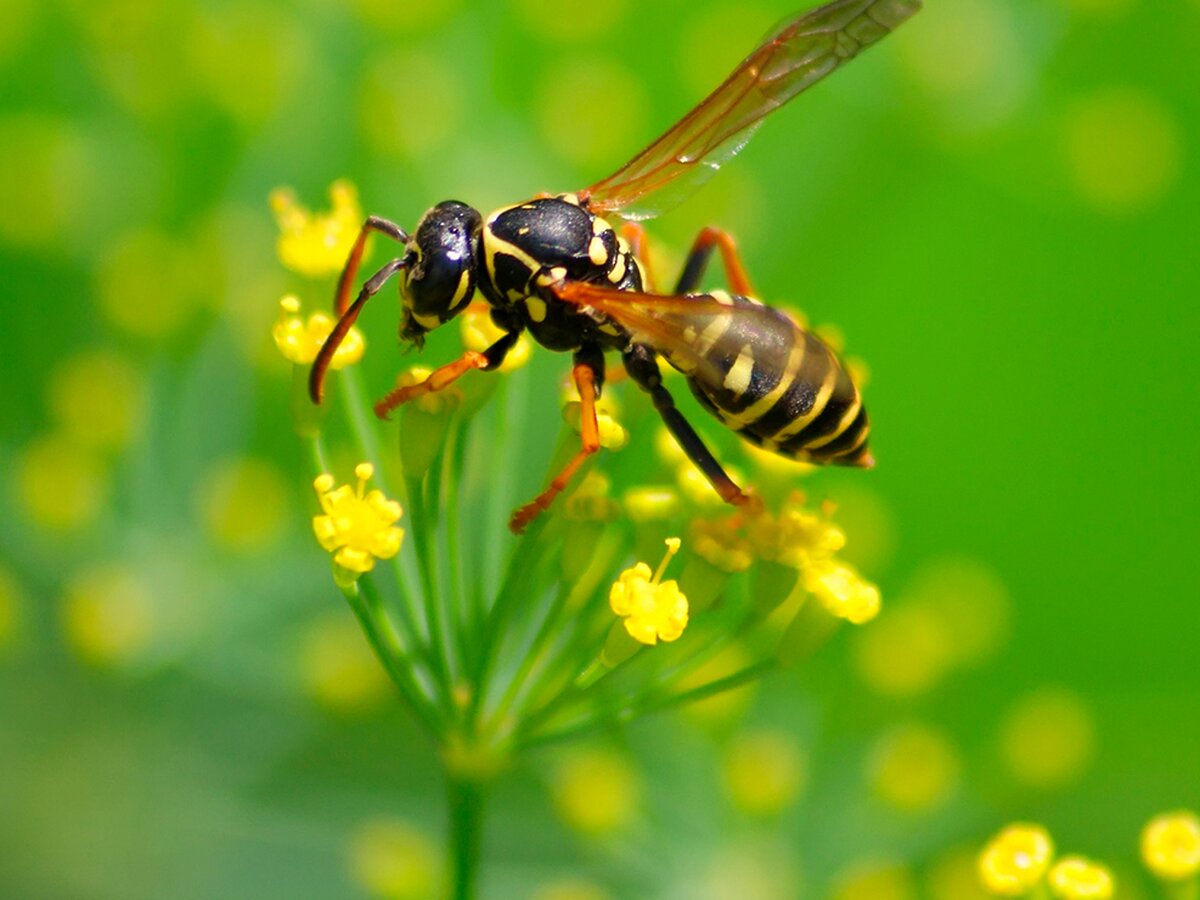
(399, 200, 482, 347)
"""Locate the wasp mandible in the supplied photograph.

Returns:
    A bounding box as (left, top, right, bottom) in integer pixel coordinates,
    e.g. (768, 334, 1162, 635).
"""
(310, 0, 921, 534)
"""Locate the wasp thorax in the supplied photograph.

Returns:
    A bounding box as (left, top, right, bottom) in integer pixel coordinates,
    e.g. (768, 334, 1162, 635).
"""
(400, 200, 483, 344)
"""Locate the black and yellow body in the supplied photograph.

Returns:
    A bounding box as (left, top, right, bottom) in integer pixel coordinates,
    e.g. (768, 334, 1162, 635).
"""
(306, 0, 918, 531)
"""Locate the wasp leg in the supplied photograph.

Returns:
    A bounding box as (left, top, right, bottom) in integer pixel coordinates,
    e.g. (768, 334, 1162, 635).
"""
(334, 216, 410, 315)
(623, 343, 752, 507)
(373, 331, 521, 419)
(673, 226, 756, 297)
(509, 347, 605, 535)
(310, 257, 409, 404)
(618, 222, 658, 293)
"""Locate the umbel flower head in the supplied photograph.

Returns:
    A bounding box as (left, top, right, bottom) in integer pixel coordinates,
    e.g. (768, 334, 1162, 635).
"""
(1141, 809, 1200, 881)
(609, 538, 688, 645)
(273, 295, 364, 368)
(270, 180, 363, 277)
(312, 463, 403, 583)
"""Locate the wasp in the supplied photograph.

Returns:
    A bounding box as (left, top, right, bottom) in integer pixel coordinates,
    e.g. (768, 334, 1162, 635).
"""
(310, 0, 920, 534)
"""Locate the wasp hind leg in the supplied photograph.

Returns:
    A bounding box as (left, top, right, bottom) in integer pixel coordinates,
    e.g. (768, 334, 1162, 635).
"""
(623, 343, 753, 508)
(509, 347, 605, 535)
(673, 226, 756, 297)
(373, 330, 521, 419)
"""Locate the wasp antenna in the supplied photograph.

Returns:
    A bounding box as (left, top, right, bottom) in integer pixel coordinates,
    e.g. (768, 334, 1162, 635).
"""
(309, 257, 409, 404)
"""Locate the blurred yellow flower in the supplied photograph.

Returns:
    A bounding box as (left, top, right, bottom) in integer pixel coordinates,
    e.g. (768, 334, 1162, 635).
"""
(723, 730, 806, 817)
(691, 516, 755, 573)
(270, 180, 363, 277)
(196, 457, 290, 553)
(832, 860, 919, 900)
(1000, 687, 1095, 790)
(47, 349, 145, 453)
(549, 747, 640, 837)
(460, 305, 530, 372)
(978, 823, 1054, 896)
(609, 538, 688, 645)
(805, 561, 880, 625)
(62, 564, 156, 668)
(868, 722, 960, 813)
(1141, 810, 1200, 881)
(622, 485, 680, 523)
(748, 503, 845, 570)
(95, 228, 203, 339)
(1048, 856, 1114, 899)
(346, 817, 440, 900)
(852, 604, 953, 698)
(0, 565, 23, 652)
(300, 614, 391, 714)
(312, 463, 404, 583)
(273, 295, 364, 368)
(17, 433, 108, 532)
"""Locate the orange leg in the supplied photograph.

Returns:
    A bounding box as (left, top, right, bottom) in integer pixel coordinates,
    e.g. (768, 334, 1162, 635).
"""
(373, 351, 488, 419)
(509, 362, 601, 534)
(334, 216, 409, 315)
(674, 226, 756, 297)
(618, 222, 658, 293)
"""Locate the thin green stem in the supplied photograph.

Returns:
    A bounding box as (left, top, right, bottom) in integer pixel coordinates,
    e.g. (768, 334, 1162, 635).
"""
(447, 774, 487, 900)
(406, 473, 455, 714)
(342, 576, 444, 737)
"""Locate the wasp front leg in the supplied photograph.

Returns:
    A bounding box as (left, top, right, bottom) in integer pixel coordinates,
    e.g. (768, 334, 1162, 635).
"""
(373, 330, 521, 419)
(673, 226, 757, 297)
(623, 342, 753, 508)
(509, 346, 605, 534)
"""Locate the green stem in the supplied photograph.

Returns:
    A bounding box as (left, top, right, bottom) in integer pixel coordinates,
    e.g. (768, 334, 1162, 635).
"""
(342, 576, 443, 736)
(446, 774, 486, 900)
(407, 474, 455, 713)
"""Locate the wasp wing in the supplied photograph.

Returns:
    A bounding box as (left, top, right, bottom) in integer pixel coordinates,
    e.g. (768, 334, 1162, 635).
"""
(580, 0, 920, 221)
(555, 281, 806, 391)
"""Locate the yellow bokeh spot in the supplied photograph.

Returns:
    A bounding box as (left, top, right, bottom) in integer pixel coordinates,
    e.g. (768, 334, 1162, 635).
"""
(1141, 810, 1200, 881)
(95, 229, 203, 339)
(622, 485, 680, 523)
(62, 564, 156, 668)
(805, 560, 880, 625)
(978, 823, 1055, 896)
(1048, 856, 1114, 899)
(531, 879, 611, 900)
(0, 565, 23, 651)
(460, 305, 531, 373)
(346, 817, 440, 900)
(690, 516, 754, 573)
(312, 464, 405, 583)
(550, 747, 640, 837)
(351, 0, 460, 30)
(48, 349, 145, 453)
(869, 723, 961, 813)
(299, 614, 391, 714)
(927, 846, 994, 900)
(822, 482, 894, 573)
(693, 840, 803, 900)
(1064, 88, 1181, 212)
(679, 4, 772, 100)
(196, 457, 290, 553)
(908, 557, 1009, 668)
(536, 58, 646, 170)
(358, 50, 463, 159)
(609, 538, 688, 645)
(832, 860, 919, 900)
(723, 730, 806, 817)
(16, 434, 108, 532)
(0, 114, 91, 249)
(270, 180, 363, 278)
(516, 0, 626, 41)
(273, 295, 365, 368)
(1000, 687, 1095, 790)
(654, 425, 687, 465)
(853, 603, 954, 697)
(564, 471, 619, 523)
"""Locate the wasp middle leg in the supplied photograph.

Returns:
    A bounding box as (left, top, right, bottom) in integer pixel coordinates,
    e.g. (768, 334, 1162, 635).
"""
(373, 330, 522, 418)
(673, 226, 756, 297)
(623, 342, 752, 507)
(509, 346, 606, 535)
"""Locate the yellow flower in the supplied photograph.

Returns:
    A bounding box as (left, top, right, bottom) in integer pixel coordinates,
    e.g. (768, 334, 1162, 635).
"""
(609, 538, 688, 645)
(868, 722, 960, 813)
(1142, 810, 1200, 880)
(1047, 856, 1114, 899)
(747, 502, 845, 569)
(312, 463, 404, 582)
(273, 295, 364, 367)
(690, 516, 754, 573)
(561, 381, 627, 450)
(460, 304, 531, 372)
(978, 823, 1054, 896)
(270, 179, 363, 277)
(806, 560, 880, 625)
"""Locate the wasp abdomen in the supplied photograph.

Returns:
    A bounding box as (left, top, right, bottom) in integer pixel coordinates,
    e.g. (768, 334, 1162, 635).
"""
(670, 293, 871, 468)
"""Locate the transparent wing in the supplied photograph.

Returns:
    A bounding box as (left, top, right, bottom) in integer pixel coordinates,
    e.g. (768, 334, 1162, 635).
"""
(580, 0, 920, 221)
(554, 281, 804, 388)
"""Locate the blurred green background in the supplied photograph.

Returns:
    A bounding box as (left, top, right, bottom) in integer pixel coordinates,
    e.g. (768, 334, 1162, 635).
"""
(1, 0, 1196, 897)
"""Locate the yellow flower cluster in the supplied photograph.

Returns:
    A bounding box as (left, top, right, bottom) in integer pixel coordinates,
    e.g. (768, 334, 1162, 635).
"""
(1142, 810, 1200, 881)
(270, 180, 363, 278)
(1047, 856, 1113, 899)
(609, 538, 688, 645)
(312, 463, 404, 582)
(273, 295, 364, 367)
(979, 823, 1116, 899)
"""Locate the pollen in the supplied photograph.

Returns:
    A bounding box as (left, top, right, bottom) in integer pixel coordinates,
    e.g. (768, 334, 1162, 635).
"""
(609, 538, 688, 645)
(1047, 856, 1114, 899)
(1141, 810, 1200, 881)
(270, 179, 363, 278)
(273, 294, 365, 368)
(978, 823, 1054, 896)
(312, 462, 404, 583)
(460, 305, 531, 372)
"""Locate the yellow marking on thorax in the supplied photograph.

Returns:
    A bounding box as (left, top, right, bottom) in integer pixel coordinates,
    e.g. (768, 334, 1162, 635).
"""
(588, 235, 608, 266)
(525, 296, 548, 323)
(448, 268, 472, 311)
(412, 310, 441, 330)
(607, 252, 627, 284)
